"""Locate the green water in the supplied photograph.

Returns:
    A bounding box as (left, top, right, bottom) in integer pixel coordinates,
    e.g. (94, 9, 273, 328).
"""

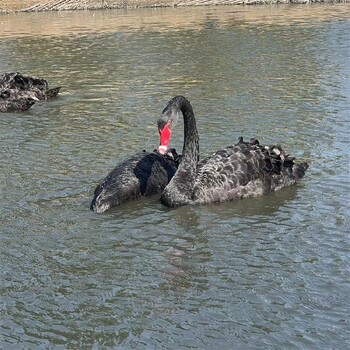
(1, 5, 349, 349)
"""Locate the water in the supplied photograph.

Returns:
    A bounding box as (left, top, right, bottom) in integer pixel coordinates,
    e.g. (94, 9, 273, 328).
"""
(1, 4, 350, 349)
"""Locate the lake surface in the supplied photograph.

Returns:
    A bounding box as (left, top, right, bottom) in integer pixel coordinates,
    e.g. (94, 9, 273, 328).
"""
(1, 4, 349, 349)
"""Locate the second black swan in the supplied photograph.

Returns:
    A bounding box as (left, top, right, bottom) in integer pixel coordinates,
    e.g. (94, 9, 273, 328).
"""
(157, 96, 309, 207)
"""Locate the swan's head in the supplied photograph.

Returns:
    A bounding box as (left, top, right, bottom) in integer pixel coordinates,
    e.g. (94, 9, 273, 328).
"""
(157, 106, 181, 155)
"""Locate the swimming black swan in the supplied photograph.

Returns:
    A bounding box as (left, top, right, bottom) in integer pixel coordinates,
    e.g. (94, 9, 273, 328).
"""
(90, 149, 181, 213)
(0, 72, 61, 101)
(157, 96, 309, 207)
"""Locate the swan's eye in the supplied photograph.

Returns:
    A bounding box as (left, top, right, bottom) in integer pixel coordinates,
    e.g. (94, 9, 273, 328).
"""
(157, 114, 170, 131)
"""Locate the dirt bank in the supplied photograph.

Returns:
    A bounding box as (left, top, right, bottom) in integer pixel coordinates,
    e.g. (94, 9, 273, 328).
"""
(0, 0, 347, 13)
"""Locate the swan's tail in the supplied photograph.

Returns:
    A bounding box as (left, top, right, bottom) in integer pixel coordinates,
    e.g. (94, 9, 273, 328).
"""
(293, 162, 309, 180)
(45, 87, 61, 99)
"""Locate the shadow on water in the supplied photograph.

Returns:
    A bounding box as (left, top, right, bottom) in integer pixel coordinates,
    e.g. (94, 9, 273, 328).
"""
(200, 182, 302, 218)
(153, 181, 302, 235)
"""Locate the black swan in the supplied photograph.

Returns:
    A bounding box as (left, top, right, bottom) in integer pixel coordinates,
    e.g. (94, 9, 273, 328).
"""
(157, 96, 309, 207)
(90, 149, 181, 213)
(0, 72, 61, 101)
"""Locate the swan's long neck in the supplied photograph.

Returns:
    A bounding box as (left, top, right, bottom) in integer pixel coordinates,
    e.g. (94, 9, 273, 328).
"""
(180, 98, 198, 161)
(161, 96, 199, 207)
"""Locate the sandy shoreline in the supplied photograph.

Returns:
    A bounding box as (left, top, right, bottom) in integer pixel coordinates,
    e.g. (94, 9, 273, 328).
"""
(0, 0, 347, 13)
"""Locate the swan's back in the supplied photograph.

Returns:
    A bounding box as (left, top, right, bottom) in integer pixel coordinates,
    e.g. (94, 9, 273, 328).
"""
(192, 137, 308, 204)
(91, 151, 180, 213)
(0, 72, 48, 91)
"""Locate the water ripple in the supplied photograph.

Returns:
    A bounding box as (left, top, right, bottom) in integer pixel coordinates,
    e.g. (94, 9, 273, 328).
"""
(1, 5, 350, 349)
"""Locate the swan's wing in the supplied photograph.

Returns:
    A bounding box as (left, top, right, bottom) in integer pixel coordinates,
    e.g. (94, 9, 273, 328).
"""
(0, 72, 17, 89)
(192, 138, 299, 204)
(13, 72, 49, 91)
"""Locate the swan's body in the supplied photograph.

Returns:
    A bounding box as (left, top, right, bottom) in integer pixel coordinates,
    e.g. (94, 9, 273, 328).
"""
(90, 149, 181, 213)
(0, 72, 61, 101)
(158, 96, 309, 207)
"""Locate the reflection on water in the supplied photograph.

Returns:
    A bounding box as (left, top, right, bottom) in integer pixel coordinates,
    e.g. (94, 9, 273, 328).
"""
(0, 4, 350, 349)
(1, 4, 350, 38)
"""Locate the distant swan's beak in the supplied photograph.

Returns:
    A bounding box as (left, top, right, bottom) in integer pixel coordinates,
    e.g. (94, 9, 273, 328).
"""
(158, 121, 172, 155)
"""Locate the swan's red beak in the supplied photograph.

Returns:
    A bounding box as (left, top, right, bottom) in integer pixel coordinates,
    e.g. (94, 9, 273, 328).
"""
(158, 122, 172, 155)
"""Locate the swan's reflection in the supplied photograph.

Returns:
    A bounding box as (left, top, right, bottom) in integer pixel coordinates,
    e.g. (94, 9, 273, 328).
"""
(157, 183, 302, 295)
(156, 206, 210, 295)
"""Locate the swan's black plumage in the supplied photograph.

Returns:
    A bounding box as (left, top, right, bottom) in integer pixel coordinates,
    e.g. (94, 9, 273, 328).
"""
(158, 96, 309, 207)
(0, 93, 35, 112)
(90, 149, 181, 213)
(0, 72, 61, 101)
